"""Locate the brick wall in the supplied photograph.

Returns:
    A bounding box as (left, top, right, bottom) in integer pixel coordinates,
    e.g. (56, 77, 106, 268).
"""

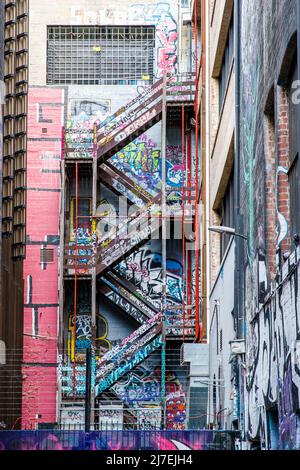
(239, 0, 299, 449)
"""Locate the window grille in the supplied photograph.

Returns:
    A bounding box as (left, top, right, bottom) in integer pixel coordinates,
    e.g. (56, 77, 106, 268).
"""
(47, 26, 155, 85)
(40, 248, 54, 263)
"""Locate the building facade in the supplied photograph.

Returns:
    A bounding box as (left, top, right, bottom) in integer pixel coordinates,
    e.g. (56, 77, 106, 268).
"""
(240, 0, 300, 450)
(0, 0, 28, 430)
(20, 0, 207, 431)
(207, 0, 300, 450)
(206, 0, 237, 432)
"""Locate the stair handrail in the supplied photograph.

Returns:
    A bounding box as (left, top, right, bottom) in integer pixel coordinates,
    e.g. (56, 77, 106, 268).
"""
(97, 193, 162, 253)
(96, 311, 161, 369)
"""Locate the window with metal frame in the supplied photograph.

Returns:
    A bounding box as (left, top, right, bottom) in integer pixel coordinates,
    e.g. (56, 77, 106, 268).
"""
(47, 26, 155, 85)
(220, 166, 235, 260)
(219, 15, 234, 114)
(288, 56, 300, 241)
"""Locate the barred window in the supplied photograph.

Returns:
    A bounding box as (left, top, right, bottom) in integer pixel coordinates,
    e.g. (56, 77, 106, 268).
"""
(47, 26, 155, 85)
(40, 248, 54, 263)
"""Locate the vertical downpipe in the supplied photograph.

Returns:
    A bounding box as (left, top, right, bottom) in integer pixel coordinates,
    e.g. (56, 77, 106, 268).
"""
(234, 0, 244, 437)
(182, 105, 186, 341)
(73, 162, 79, 400)
(194, 0, 200, 342)
(161, 72, 167, 430)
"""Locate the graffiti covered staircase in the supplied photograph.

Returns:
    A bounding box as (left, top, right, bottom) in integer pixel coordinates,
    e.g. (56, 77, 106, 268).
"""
(95, 313, 162, 395)
(99, 271, 158, 324)
(95, 75, 195, 403)
(96, 193, 162, 275)
(101, 161, 156, 206)
(96, 75, 195, 164)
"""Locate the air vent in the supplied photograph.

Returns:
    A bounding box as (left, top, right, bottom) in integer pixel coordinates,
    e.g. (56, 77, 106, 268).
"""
(40, 248, 54, 263)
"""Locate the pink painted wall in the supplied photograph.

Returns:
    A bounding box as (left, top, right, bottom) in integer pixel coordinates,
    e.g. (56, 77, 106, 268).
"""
(22, 87, 64, 429)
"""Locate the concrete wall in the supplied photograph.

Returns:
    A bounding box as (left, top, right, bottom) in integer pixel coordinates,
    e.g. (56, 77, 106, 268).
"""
(23, 0, 188, 427)
(208, 0, 234, 284)
(209, 239, 235, 430)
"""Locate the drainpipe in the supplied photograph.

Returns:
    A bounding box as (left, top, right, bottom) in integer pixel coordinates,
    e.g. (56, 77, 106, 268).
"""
(234, 0, 242, 339)
(234, 0, 245, 439)
(205, 0, 210, 345)
(178, 0, 181, 74)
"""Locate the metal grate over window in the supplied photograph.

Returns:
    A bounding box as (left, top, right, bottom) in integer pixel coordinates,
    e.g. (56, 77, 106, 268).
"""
(47, 26, 155, 85)
(40, 248, 54, 263)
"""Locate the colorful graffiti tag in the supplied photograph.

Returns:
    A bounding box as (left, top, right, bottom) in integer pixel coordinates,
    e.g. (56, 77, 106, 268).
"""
(67, 313, 111, 363)
(130, 3, 178, 78)
(110, 134, 182, 196)
(66, 98, 110, 158)
(116, 248, 183, 305)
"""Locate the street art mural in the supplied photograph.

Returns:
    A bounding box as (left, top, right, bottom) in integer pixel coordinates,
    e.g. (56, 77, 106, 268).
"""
(65, 97, 110, 158)
(108, 356, 188, 431)
(0, 430, 238, 450)
(111, 364, 161, 404)
(113, 246, 195, 336)
(116, 247, 183, 305)
(130, 3, 178, 78)
(244, 256, 300, 449)
(110, 134, 182, 198)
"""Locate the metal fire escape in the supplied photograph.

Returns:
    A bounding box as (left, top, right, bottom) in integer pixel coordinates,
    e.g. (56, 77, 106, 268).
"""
(61, 72, 198, 429)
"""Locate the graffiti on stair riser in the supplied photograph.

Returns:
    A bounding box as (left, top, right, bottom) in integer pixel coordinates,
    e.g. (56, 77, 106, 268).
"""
(111, 180, 145, 207)
(99, 224, 154, 269)
(96, 336, 163, 394)
(106, 290, 148, 324)
(117, 249, 183, 304)
(114, 107, 160, 145)
(96, 316, 161, 379)
(110, 135, 182, 192)
(98, 79, 163, 141)
(97, 312, 161, 367)
(96, 328, 160, 381)
(103, 277, 155, 320)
